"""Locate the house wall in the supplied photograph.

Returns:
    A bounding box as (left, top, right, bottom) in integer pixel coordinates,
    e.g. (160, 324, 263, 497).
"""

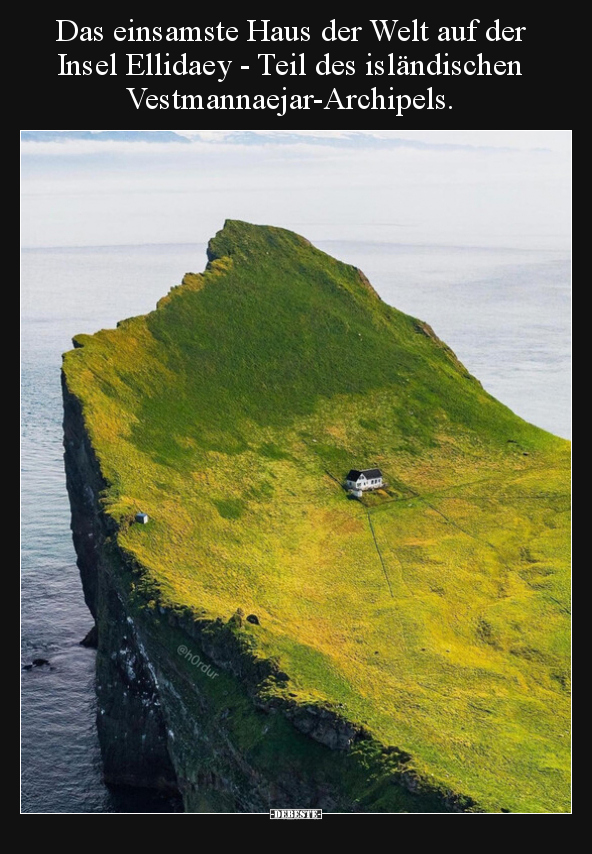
(346, 477, 383, 491)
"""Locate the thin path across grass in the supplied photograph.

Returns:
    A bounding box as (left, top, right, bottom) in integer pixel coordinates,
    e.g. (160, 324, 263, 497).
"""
(366, 509, 394, 598)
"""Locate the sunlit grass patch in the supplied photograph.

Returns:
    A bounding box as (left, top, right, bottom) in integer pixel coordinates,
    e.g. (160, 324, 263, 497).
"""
(63, 220, 570, 812)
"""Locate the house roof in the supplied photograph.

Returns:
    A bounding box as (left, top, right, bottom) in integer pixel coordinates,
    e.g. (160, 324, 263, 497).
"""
(346, 468, 382, 480)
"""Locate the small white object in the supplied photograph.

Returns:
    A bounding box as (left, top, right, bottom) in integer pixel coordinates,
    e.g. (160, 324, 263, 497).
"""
(345, 468, 383, 491)
(135, 512, 149, 524)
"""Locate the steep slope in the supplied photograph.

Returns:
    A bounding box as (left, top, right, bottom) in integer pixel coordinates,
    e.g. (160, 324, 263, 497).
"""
(62, 220, 570, 812)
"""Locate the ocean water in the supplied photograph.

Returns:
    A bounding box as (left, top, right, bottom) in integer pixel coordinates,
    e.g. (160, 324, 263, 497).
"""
(21, 241, 570, 813)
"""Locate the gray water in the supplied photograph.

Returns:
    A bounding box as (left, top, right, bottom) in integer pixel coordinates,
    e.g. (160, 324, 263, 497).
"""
(21, 241, 570, 813)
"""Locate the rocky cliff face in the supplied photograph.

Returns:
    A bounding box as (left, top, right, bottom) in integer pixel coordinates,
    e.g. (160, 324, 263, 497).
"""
(63, 377, 178, 793)
(62, 373, 476, 814)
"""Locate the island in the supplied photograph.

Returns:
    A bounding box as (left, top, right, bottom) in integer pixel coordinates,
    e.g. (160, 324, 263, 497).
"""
(62, 220, 570, 813)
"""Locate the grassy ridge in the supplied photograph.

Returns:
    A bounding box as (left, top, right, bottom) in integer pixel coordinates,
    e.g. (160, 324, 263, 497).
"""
(63, 220, 570, 812)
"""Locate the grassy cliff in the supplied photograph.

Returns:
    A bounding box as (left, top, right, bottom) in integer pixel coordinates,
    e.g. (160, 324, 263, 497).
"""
(62, 220, 570, 812)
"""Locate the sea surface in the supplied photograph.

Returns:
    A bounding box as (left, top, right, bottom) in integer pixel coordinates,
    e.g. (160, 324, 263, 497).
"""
(21, 241, 570, 813)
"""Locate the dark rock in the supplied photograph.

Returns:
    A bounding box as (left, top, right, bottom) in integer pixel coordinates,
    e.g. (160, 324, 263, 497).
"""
(285, 704, 362, 751)
(22, 664, 33, 671)
(32, 658, 50, 667)
(401, 770, 420, 793)
(383, 745, 411, 763)
(444, 791, 479, 812)
(246, 614, 260, 625)
(80, 624, 98, 648)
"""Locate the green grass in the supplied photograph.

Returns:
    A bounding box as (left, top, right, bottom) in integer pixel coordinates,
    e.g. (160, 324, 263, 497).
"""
(63, 220, 570, 812)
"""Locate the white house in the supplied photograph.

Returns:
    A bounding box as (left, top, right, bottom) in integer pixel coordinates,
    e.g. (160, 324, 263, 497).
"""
(345, 468, 383, 491)
(135, 512, 149, 524)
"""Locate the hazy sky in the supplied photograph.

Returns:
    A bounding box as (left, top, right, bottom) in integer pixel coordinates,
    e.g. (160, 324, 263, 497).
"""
(401, 130, 570, 152)
(182, 130, 571, 154)
(21, 130, 571, 251)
